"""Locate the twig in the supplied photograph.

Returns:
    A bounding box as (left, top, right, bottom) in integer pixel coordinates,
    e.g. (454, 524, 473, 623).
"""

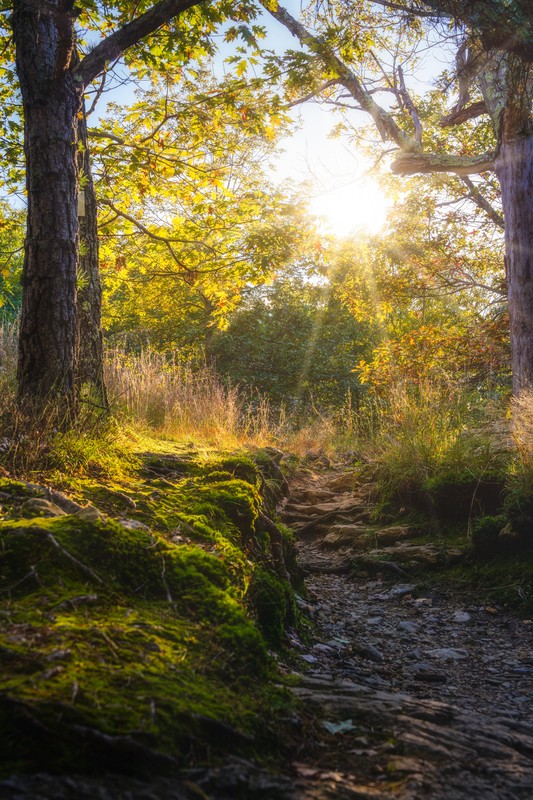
(44, 531, 104, 584)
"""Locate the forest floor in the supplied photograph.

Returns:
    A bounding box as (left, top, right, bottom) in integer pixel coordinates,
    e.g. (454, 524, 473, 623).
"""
(272, 464, 533, 799)
(3, 455, 533, 799)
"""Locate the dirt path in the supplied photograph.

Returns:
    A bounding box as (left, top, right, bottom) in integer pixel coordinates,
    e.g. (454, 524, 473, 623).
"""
(280, 465, 533, 799)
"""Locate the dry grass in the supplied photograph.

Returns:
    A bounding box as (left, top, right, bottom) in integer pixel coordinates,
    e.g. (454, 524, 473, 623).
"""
(512, 391, 533, 461)
(0, 321, 17, 399)
(354, 380, 510, 501)
(508, 391, 533, 502)
(0, 323, 519, 482)
(104, 347, 283, 448)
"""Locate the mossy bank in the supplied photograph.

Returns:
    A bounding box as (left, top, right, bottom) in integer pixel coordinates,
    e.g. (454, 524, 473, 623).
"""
(0, 439, 300, 781)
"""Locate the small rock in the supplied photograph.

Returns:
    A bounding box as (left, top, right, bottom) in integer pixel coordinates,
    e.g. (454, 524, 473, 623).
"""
(356, 643, 384, 663)
(452, 611, 471, 623)
(76, 506, 103, 522)
(313, 643, 335, 654)
(326, 638, 350, 649)
(413, 597, 433, 607)
(365, 675, 389, 688)
(120, 518, 151, 532)
(499, 522, 520, 542)
(301, 654, 318, 663)
(407, 663, 447, 683)
(398, 621, 419, 634)
(366, 617, 383, 626)
(321, 527, 362, 549)
(325, 473, 357, 493)
(20, 498, 66, 518)
(426, 647, 468, 661)
(373, 526, 419, 546)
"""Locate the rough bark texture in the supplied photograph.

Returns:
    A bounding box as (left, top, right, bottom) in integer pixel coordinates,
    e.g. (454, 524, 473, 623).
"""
(495, 136, 533, 393)
(392, 150, 495, 175)
(13, 0, 82, 409)
(77, 104, 108, 408)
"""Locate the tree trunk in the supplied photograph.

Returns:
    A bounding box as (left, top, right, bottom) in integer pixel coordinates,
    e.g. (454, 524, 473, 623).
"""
(495, 135, 533, 394)
(13, 0, 81, 413)
(77, 102, 109, 409)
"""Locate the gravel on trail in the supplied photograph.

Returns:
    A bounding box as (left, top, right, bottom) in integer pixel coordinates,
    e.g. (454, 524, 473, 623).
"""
(276, 465, 533, 799)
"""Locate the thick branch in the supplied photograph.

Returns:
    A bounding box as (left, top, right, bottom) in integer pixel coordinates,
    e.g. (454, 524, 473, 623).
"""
(392, 150, 495, 175)
(75, 0, 204, 87)
(441, 100, 487, 127)
(100, 198, 217, 255)
(264, 3, 419, 152)
(286, 78, 341, 108)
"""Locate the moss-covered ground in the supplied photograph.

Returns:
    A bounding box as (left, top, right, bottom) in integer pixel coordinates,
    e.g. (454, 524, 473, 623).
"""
(367, 469, 533, 614)
(0, 436, 299, 779)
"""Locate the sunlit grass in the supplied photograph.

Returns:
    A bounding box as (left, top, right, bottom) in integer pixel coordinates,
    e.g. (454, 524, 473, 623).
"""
(355, 380, 511, 504)
(104, 346, 282, 448)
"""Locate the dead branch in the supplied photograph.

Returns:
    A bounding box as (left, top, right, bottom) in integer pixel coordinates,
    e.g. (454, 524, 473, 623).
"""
(398, 65, 423, 144)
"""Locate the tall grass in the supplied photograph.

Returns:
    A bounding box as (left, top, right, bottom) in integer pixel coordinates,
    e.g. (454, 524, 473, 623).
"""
(508, 391, 533, 502)
(0, 323, 522, 491)
(0, 321, 17, 398)
(355, 380, 510, 504)
(104, 346, 281, 447)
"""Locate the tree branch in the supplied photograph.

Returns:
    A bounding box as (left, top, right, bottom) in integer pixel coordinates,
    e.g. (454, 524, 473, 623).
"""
(264, 2, 420, 152)
(440, 99, 487, 127)
(75, 0, 203, 88)
(392, 150, 495, 175)
(459, 175, 505, 229)
(99, 198, 218, 255)
(398, 64, 423, 144)
(286, 78, 341, 108)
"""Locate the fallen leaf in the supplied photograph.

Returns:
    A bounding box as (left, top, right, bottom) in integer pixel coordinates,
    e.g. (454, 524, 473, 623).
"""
(322, 719, 356, 734)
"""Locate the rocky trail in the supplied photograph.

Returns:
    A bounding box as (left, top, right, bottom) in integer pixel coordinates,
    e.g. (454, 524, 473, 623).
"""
(275, 465, 533, 798)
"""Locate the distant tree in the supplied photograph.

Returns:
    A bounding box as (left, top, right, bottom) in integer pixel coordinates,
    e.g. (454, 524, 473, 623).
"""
(0, 202, 25, 324)
(209, 268, 375, 413)
(94, 69, 310, 348)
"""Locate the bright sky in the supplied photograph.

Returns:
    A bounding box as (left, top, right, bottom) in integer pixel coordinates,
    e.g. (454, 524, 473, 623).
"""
(257, 1, 451, 239)
(253, 3, 393, 238)
(275, 103, 390, 237)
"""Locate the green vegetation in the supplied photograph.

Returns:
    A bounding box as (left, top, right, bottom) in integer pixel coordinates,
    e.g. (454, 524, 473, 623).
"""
(0, 440, 298, 778)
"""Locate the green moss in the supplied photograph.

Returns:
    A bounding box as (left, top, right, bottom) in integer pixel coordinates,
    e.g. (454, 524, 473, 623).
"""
(204, 455, 259, 487)
(471, 514, 509, 554)
(422, 471, 505, 522)
(0, 444, 297, 779)
(0, 479, 33, 496)
(246, 568, 295, 648)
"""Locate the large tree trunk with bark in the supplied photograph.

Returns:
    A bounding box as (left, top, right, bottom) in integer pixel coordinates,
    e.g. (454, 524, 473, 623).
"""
(77, 103, 108, 409)
(13, 0, 81, 413)
(495, 136, 533, 394)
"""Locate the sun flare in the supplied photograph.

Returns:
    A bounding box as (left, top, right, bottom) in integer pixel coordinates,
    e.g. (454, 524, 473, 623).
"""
(309, 177, 390, 239)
